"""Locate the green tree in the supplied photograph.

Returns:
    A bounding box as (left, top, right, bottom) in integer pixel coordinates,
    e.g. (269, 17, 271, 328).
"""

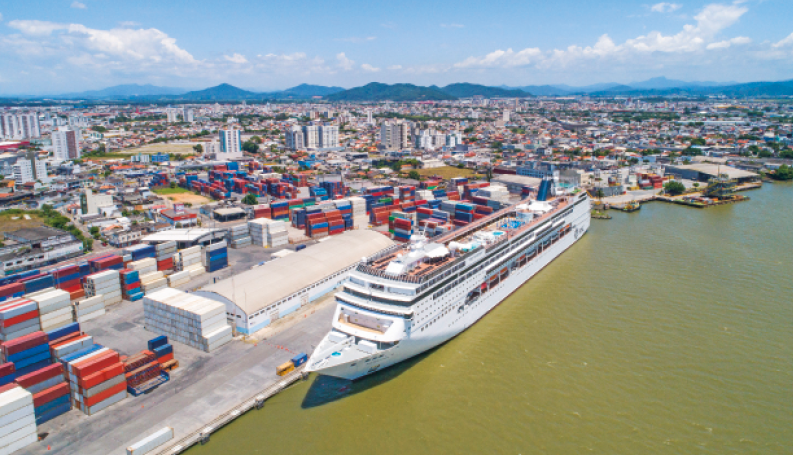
(193, 144, 203, 154)
(89, 226, 99, 236)
(170, 181, 177, 189)
(770, 164, 793, 181)
(242, 193, 259, 205)
(779, 149, 793, 159)
(664, 181, 686, 196)
(408, 170, 421, 180)
(91, 125, 107, 133)
(242, 141, 259, 153)
(250, 135, 263, 144)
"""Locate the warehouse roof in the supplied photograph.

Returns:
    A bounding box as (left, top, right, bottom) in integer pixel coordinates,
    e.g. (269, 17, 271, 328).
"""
(491, 174, 542, 187)
(141, 228, 225, 242)
(198, 230, 394, 315)
(213, 207, 246, 216)
(668, 163, 757, 179)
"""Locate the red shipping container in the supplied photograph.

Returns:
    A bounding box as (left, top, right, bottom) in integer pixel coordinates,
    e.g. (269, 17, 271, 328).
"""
(157, 353, 174, 364)
(0, 283, 24, 298)
(0, 362, 14, 377)
(33, 382, 69, 407)
(123, 282, 141, 291)
(79, 362, 124, 390)
(2, 309, 39, 328)
(1, 331, 48, 356)
(49, 332, 85, 348)
(72, 351, 120, 378)
(52, 265, 79, 277)
(83, 381, 127, 408)
(15, 363, 63, 389)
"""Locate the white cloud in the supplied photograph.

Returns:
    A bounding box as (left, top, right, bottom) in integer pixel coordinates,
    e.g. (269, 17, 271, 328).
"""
(441, 23, 464, 28)
(336, 52, 355, 70)
(8, 20, 68, 36)
(707, 36, 751, 49)
(387, 64, 402, 70)
(773, 32, 793, 48)
(224, 53, 248, 64)
(455, 2, 750, 69)
(651, 3, 682, 13)
(118, 21, 140, 27)
(71, 1, 87, 9)
(361, 63, 380, 72)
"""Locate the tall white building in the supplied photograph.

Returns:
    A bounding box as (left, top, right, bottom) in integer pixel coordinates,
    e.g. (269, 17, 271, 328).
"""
(218, 129, 242, 158)
(69, 115, 89, 128)
(285, 124, 339, 150)
(0, 113, 41, 140)
(503, 110, 510, 122)
(183, 108, 194, 123)
(12, 152, 47, 184)
(166, 109, 180, 123)
(380, 121, 411, 150)
(366, 109, 374, 125)
(52, 127, 81, 161)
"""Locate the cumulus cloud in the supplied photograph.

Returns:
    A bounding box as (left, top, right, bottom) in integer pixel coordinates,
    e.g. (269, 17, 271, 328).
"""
(651, 3, 682, 13)
(336, 52, 355, 70)
(455, 2, 750, 69)
(118, 21, 140, 27)
(707, 36, 751, 50)
(224, 53, 248, 64)
(71, 1, 87, 9)
(8, 20, 68, 36)
(773, 32, 793, 48)
(361, 63, 380, 72)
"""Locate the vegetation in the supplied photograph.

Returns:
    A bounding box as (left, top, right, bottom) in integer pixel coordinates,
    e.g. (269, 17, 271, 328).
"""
(153, 186, 191, 195)
(326, 83, 457, 102)
(408, 170, 421, 181)
(416, 166, 481, 180)
(664, 181, 686, 196)
(1, 205, 95, 252)
(242, 193, 259, 205)
(242, 141, 259, 153)
(769, 164, 793, 181)
(440, 83, 527, 98)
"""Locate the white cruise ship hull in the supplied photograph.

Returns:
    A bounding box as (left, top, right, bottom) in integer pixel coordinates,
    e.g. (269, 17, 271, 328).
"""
(308, 197, 590, 381)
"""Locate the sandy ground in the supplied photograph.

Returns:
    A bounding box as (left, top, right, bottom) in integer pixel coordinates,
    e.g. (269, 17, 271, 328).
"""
(121, 143, 197, 155)
(161, 193, 211, 204)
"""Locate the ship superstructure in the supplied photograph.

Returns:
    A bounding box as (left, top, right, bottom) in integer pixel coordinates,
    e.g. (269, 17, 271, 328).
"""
(307, 189, 591, 380)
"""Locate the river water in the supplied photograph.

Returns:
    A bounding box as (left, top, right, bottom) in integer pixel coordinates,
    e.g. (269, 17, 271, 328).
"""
(190, 182, 792, 455)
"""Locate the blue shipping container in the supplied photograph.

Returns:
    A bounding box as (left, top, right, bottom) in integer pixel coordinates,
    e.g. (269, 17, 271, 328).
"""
(8, 343, 50, 364)
(15, 359, 51, 377)
(291, 353, 308, 367)
(35, 402, 71, 425)
(148, 335, 168, 351)
(34, 394, 70, 416)
(153, 344, 173, 357)
(46, 322, 80, 342)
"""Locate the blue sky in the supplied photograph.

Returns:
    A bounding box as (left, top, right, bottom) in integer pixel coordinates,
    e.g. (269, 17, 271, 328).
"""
(1, 0, 792, 94)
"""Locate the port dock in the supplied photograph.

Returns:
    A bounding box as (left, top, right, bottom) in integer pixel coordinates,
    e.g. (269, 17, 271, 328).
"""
(17, 292, 336, 455)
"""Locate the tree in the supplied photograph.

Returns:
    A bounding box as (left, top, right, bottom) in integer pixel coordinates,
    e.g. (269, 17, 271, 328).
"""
(408, 170, 421, 181)
(664, 181, 686, 196)
(89, 226, 99, 236)
(242, 193, 259, 205)
(250, 135, 263, 144)
(770, 164, 793, 181)
(242, 141, 259, 153)
(170, 181, 177, 189)
(91, 125, 107, 133)
(780, 149, 793, 159)
(193, 144, 203, 154)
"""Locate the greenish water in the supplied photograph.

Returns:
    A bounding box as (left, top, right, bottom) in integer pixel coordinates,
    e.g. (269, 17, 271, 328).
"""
(191, 183, 793, 455)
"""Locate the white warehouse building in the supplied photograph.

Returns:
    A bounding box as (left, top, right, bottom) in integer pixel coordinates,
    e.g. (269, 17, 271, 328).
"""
(196, 230, 394, 335)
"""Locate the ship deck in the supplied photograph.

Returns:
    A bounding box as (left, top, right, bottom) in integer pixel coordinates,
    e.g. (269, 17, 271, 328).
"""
(365, 195, 572, 277)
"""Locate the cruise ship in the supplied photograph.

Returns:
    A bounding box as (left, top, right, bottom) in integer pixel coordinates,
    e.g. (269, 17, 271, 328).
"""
(307, 188, 591, 380)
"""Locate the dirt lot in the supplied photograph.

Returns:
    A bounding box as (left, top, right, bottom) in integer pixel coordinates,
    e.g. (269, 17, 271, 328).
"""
(159, 192, 211, 205)
(121, 143, 196, 155)
(0, 211, 44, 234)
(417, 166, 483, 180)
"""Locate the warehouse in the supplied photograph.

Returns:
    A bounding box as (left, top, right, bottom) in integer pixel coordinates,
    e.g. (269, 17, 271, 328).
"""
(195, 230, 395, 335)
(140, 228, 227, 249)
(664, 163, 759, 184)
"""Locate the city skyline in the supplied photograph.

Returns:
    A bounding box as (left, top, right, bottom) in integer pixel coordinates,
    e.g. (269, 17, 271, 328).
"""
(1, 0, 792, 94)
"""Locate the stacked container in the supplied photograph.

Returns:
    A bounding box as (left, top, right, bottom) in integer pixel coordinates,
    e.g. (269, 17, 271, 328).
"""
(48, 324, 93, 361)
(123, 350, 162, 393)
(20, 274, 55, 295)
(154, 242, 177, 272)
(149, 336, 174, 366)
(89, 255, 124, 274)
(63, 347, 127, 415)
(0, 283, 25, 304)
(85, 270, 122, 306)
(0, 386, 37, 453)
(120, 270, 143, 301)
(29, 289, 74, 333)
(1, 332, 51, 377)
(166, 270, 190, 288)
(143, 288, 233, 353)
(140, 272, 167, 294)
(202, 242, 228, 273)
(128, 258, 157, 276)
(228, 224, 251, 249)
(0, 299, 41, 342)
(0, 364, 15, 387)
(15, 363, 71, 424)
(72, 295, 105, 323)
(124, 244, 157, 262)
(174, 246, 201, 271)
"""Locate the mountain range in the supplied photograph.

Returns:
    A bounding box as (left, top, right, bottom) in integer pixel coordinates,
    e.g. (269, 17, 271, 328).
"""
(5, 77, 793, 101)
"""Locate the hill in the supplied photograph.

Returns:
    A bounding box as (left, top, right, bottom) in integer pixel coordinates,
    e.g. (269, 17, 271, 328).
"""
(58, 84, 186, 99)
(277, 84, 345, 98)
(179, 83, 259, 101)
(511, 85, 572, 96)
(326, 83, 457, 101)
(439, 83, 528, 98)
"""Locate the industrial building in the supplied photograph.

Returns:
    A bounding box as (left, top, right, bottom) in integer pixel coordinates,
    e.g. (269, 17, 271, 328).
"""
(195, 230, 395, 335)
(141, 228, 227, 249)
(664, 164, 759, 184)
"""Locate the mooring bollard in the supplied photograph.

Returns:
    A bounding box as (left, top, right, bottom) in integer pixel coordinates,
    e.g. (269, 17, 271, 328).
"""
(255, 394, 265, 410)
(200, 428, 212, 445)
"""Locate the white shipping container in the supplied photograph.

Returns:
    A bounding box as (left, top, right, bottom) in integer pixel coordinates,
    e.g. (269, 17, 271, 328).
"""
(126, 426, 174, 455)
(76, 309, 105, 323)
(80, 373, 125, 398)
(25, 375, 64, 395)
(0, 427, 37, 455)
(0, 325, 40, 342)
(51, 336, 93, 359)
(0, 405, 33, 431)
(39, 306, 72, 323)
(0, 411, 34, 440)
(0, 388, 32, 418)
(83, 390, 127, 416)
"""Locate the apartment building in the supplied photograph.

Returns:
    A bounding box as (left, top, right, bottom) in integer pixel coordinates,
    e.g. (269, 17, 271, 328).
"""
(380, 120, 411, 150)
(0, 113, 41, 140)
(52, 127, 81, 161)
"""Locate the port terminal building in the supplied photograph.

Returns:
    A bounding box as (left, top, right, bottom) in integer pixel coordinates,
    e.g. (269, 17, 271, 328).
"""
(195, 230, 394, 335)
(664, 164, 759, 184)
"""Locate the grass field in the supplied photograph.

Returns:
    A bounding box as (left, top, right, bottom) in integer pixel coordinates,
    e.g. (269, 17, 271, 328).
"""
(122, 143, 196, 155)
(153, 187, 191, 195)
(0, 210, 43, 234)
(416, 166, 482, 180)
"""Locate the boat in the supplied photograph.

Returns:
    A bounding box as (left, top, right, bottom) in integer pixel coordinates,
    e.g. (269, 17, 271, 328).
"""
(306, 188, 591, 380)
